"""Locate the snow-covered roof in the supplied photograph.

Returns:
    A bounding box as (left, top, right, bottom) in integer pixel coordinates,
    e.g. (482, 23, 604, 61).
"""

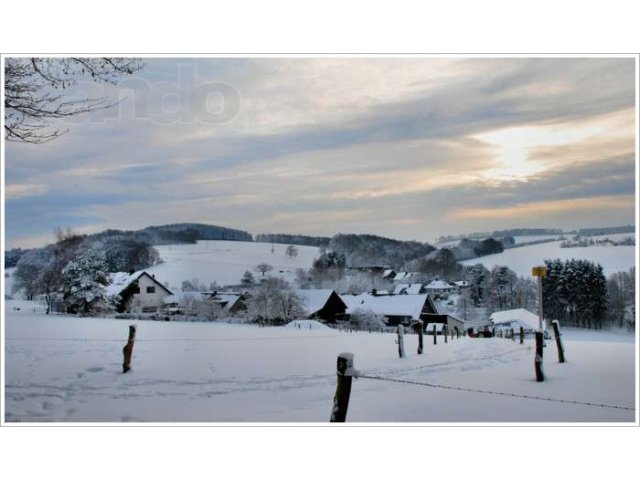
(393, 272, 413, 281)
(490, 308, 541, 330)
(294, 289, 342, 315)
(393, 283, 423, 295)
(342, 293, 431, 320)
(106, 270, 172, 298)
(382, 269, 395, 278)
(214, 293, 243, 311)
(425, 279, 453, 290)
(105, 271, 143, 297)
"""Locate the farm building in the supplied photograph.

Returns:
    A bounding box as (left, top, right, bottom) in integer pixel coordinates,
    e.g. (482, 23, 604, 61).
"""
(342, 293, 439, 326)
(294, 289, 347, 323)
(490, 308, 542, 333)
(422, 313, 466, 334)
(106, 271, 172, 313)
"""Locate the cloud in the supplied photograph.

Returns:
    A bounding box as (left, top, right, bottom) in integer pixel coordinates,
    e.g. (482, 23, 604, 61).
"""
(3, 57, 636, 247)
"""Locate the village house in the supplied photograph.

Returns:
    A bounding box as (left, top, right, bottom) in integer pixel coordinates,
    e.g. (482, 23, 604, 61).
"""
(424, 279, 455, 294)
(106, 271, 173, 313)
(341, 292, 438, 326)
(294, 289, 347, 323)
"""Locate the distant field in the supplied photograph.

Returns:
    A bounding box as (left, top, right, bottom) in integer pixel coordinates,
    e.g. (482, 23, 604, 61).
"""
(148, 240, 320, 290)
(461, 239, 635, 277)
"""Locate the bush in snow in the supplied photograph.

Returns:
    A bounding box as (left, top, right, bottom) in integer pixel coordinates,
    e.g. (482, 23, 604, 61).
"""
(246, 278, 306, 322)
(348, 308, 386, 329)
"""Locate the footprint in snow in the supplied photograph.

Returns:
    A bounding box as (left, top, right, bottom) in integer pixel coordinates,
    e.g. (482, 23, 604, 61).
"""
(86, 367, 104, 373)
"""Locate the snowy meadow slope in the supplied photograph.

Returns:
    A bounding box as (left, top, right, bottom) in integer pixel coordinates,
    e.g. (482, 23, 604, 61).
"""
(460, 238, 635, 277)
(4, 305, 635, 423)
(146, 240, 320, 289)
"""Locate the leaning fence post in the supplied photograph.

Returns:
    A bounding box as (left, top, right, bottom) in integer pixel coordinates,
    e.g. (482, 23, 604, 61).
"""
(433, 324, 437, 345)
(330, 353, 355, 422)
(397, 325, 405, 358)
(534, 331, 545, 382)
(519, 326, 524, 344)
(551, 320, 566, 363)
(122, 324, 136, 373)
(417, 320, 424, 355)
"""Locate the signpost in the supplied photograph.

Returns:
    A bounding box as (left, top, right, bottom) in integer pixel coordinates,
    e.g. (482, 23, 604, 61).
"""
(532, 266, 546, 330)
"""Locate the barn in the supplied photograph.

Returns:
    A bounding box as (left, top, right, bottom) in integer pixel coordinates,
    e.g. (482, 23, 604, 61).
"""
(342, 293, 439, 326)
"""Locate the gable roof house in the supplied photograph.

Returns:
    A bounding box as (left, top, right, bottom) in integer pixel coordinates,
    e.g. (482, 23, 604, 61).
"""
(342, 293, 438, 326)
(106, 271, 173, 313)
(294, 289, 347, 323)
(424, 279, 455, 294)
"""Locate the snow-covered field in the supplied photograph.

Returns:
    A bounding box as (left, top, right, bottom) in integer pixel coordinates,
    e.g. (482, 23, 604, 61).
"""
(147, 240, 320, 290)
(461, 239, 636, 277)
(4, 303, 635, 423)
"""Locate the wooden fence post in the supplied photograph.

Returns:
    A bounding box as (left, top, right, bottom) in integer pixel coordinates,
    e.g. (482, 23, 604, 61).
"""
(519, 326, 524, 344)
(330, 353, 355, 422)
(122, 324, 136, 373)
(397, 325, 405, 358)
(534, 331, 545, 382)
(444, 325, 448, 343)
(552, 320, 566, 363)
(433, 324, 437, 345)
(510, 328, 515, 341)
(417, 320, 424, 355)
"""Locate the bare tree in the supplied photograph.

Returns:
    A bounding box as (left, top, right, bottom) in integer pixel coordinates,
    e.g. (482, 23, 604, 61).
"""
(5, 57, 143, 143)
(254, 263, 274, 277)
(285, 245, 299, 259)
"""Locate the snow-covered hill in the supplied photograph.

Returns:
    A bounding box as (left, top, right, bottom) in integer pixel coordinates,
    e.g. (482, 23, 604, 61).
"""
(461, 238, 635, 277)
(146, 240, 320, 290)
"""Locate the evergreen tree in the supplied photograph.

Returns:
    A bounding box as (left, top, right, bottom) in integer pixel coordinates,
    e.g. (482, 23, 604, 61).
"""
(62, 245, 110, 316)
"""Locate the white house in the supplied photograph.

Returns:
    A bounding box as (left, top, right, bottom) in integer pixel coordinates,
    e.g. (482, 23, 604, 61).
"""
(106, 271, 172, 313)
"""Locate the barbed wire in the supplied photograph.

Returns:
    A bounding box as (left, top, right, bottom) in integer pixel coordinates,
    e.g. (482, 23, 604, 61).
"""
(355, 373, 635, 411)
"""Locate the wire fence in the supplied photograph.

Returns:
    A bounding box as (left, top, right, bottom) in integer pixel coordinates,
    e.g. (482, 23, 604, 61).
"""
(354, 372, 635, 411)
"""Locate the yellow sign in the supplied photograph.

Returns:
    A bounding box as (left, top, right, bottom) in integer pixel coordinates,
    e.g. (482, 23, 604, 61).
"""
(532, 266, 547, 277)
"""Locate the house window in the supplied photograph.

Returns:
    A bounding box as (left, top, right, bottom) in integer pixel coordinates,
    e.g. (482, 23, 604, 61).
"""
(146, 286, 156, 294)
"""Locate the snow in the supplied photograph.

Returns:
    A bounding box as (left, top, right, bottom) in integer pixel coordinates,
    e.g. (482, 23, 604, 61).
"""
(393, 283, 422, 294)
(460, 239, 635, 277)
(342, 293, 429, 321)
(104, 271, 144, 297)
(147, 240, 320, 290)
(285, 320, 332, 330)
(3, 304, 635, 423)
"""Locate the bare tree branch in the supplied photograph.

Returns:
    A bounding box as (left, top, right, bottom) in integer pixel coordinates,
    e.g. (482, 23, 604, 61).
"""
(5, 57, 143, 144)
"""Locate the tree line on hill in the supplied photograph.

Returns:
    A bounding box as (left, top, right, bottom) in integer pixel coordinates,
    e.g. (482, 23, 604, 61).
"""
(254, 233, 331, 247)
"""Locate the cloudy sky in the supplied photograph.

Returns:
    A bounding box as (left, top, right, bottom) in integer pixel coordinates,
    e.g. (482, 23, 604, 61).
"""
(4, 57, 637, 248)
